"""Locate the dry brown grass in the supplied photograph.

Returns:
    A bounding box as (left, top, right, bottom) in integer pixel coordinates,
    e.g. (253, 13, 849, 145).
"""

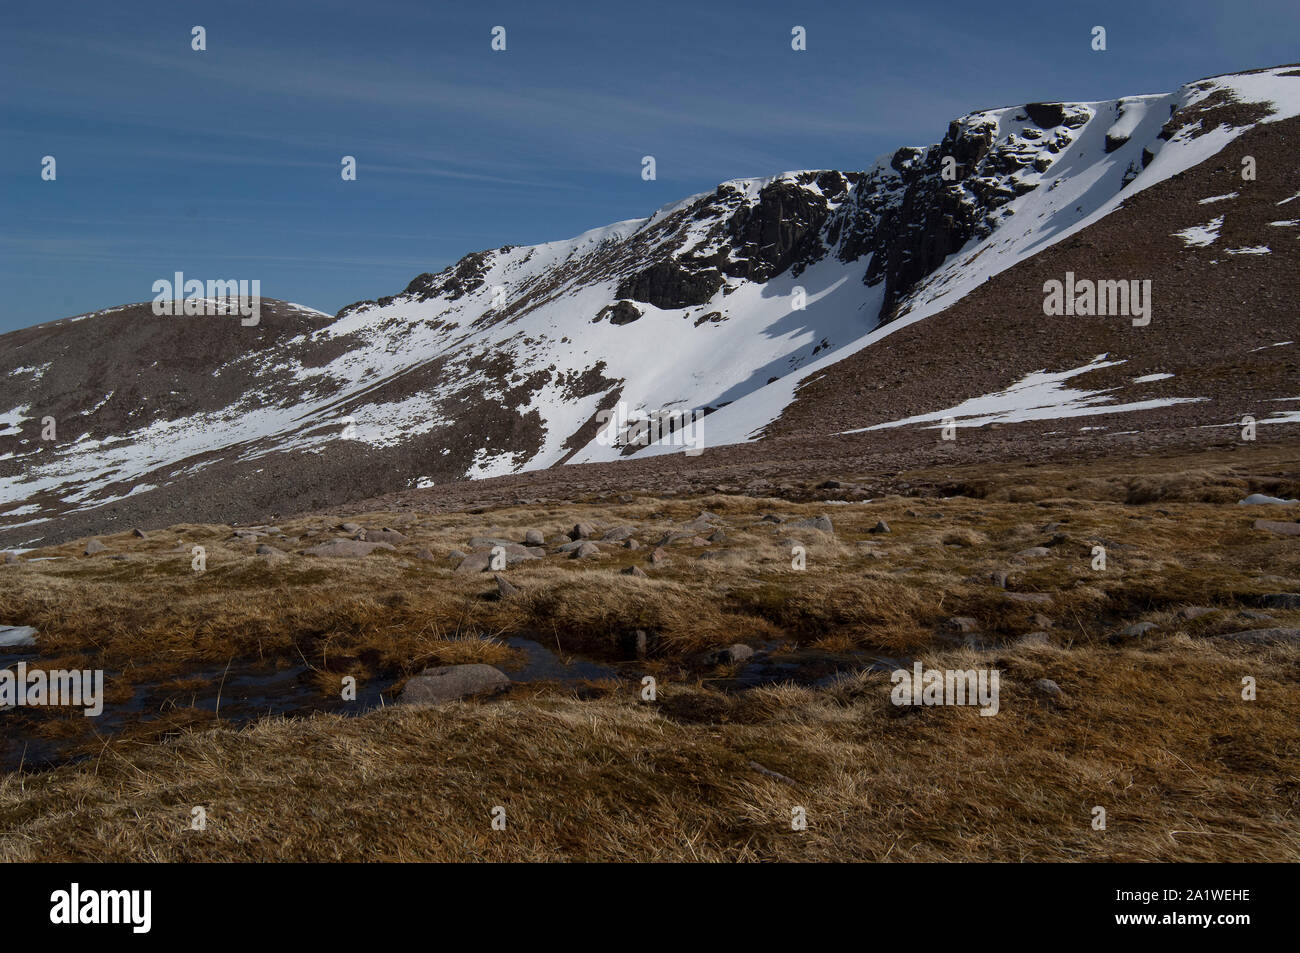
(0, 631, 1295, 862)
(1, 443, 1297, 860)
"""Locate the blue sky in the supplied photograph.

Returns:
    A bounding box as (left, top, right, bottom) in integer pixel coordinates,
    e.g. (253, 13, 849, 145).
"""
(3, 0, 1298, 331)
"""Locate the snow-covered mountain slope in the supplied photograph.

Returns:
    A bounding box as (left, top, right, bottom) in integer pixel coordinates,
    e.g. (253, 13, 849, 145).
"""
(2, 65, 1299, 546)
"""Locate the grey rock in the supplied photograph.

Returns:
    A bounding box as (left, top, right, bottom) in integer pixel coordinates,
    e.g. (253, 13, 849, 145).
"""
(83, 539, 108, 555)
(1239, 493, 1298, 505)
(4, 552, 20, 565)
(601, 526, 634, 541)
(789, 515, 834, 535)
(1035, 678, 1063, 696)
(1120, 621, 1159, 637)
(649, 547, 670, 566)
(364, 528, 409, 545)
(1214, 628, 1300, 645)
(448, 548, 468, 560)
(570, 522, 597, 540)
(415, 548, 436, 560)
(524, 529, 545, 546)
(0, 625, 38, 648)
(621, 565, 648, 578)
(454, 551, 493, 574)
(1177, 606, 1216, 621)
(869, 520, 891, 534)
(571, 542, 601, 559)
(132, 528, 147, 538)
(1016, 547, 1052, 559)
(399, 664, 510, 705)
(946, 616, 979, 634)
(256, 543, 286, 557)
(340, 522, 362, 533)
(1017, 631, 1051, 647)
(624, 538, 641, 550)
(495, 574, 521, 598)
(709, 643, 755, 665)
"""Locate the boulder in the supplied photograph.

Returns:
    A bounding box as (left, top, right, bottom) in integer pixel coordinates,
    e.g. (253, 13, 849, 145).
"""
(648, 547, 670, 566)
(1214, 628, 1300, 645)
(708, 643, 755, 665)
(524, 529, 545, 546)
(83, 539, 108, 556)
(869, 520, 891, 534)
(789, 515, 834, 535)
(571, 542, 601, 559)
(495, 574, 521, 598)
(621, 565, 647, 578)
(1239, 493, 1299, 505)
(132, 528, 147, 539)
(399, 664, 510, 705)
(570, 522, 597, 540)
(364, 528, 409, 545)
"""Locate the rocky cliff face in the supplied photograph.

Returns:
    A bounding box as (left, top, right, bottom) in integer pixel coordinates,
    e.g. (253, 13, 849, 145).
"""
(3, 65, 1298, 547)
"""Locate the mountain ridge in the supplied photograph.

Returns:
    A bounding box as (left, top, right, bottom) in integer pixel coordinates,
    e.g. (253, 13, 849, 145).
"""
(3, 64, 1299, 547)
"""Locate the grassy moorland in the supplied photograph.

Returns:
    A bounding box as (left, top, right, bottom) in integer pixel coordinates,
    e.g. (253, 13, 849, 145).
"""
(0, 442, 1297, 861)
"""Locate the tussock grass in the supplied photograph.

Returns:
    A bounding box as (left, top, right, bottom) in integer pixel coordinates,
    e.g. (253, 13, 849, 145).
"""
(1, 443, 1297, 860)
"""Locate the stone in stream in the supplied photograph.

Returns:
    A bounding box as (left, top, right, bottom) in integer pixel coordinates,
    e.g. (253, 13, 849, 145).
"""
(708, 643, 755, 665)
(399, 664, 511, 705)
(304, 539, 396, 558)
